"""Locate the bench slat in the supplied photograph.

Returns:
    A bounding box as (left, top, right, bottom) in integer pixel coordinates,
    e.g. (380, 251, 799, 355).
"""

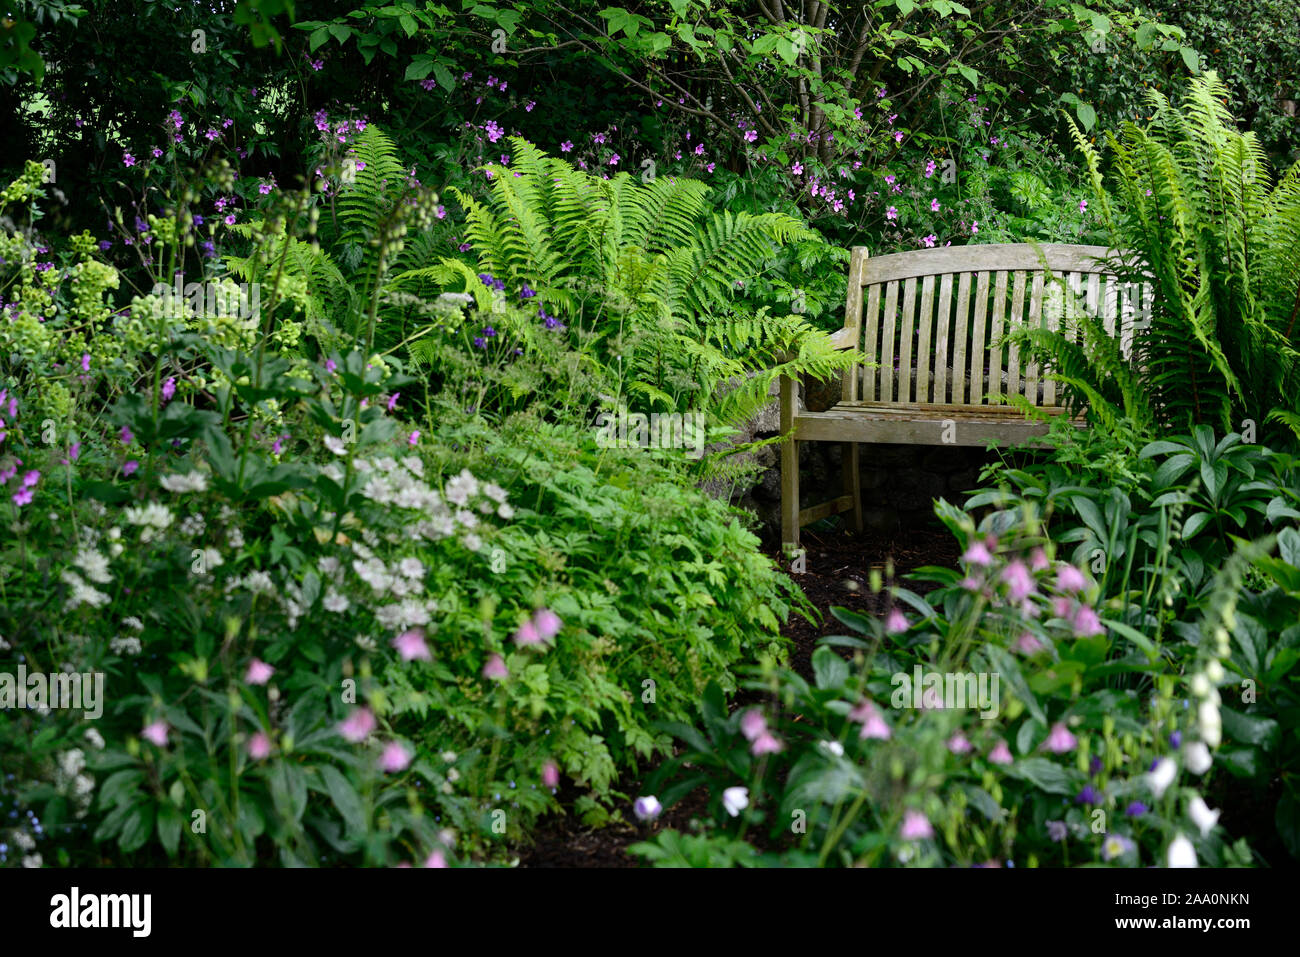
(880, 281, 899, 402)
(857, 242, 1124, 286)
(989, 271, 1009, 402)
(935, 273, 954, 404)
(1024, 271, 1045, 405)
(953, 271, 972, 404)
(970, 270, 989, 405)
(899, 276, 917, 403)
(861, 283, 881, 401)
(916, 275, 936, 404)
(1006, 270, 1026, 398)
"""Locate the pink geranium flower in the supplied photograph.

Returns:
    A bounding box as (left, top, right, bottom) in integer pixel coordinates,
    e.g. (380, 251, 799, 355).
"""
(482, 653, 508, 680)
(248, 731, 272, 760)
(379, 741, 412, 772)
(339, 707, 376, 743)
(142, 721, 169, 747)
(900, 809, 934, 840)
(392, 628, 431, 661)
(245, 658, 275, 685)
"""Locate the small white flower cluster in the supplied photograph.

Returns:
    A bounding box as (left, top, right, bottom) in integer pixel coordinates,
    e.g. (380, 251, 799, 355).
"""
(159, 470, 209, 494)
(54, 748, 96, 819)
(73, 547, 112, 584)
(124, 502, 174, 542)
(179, 512, 206, 538)
(61, 570, 110, 611)
(109, 635, 142, 655)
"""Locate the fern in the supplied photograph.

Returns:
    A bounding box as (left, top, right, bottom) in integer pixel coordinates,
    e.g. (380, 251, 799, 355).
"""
(1028, 72, 1300, 444)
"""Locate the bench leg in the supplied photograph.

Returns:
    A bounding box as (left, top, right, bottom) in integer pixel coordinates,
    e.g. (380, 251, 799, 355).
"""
(843, 442, 863, 533)
(781, 436, 799, 550)
(780, 372, 800, 551)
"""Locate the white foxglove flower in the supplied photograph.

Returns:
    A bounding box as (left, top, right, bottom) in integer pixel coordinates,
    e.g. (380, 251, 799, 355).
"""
(1190, 673, 1210, 697)
(1167, 833, 1197, 868)
(1198, 701, 1222, 748)
(1205, 660, 1224, 683)
(84, 728, 105, 750)
(1147, 757, 1177, 799)
(1187, 795, 1220, 837)
(324, 435, 348, 456)
(722, 786, 749, 817)
(1184, 741, 1213, 775)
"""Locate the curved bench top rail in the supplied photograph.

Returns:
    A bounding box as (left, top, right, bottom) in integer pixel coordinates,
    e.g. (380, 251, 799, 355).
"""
(855, 243, 1140, 286)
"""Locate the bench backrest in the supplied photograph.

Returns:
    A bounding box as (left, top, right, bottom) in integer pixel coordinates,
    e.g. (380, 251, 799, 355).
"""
(843, 243, 1151, 409)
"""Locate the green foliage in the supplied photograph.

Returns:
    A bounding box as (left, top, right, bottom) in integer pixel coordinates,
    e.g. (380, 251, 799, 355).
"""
(1016, 72, 1300, 442)
(446, 137, 856, 425)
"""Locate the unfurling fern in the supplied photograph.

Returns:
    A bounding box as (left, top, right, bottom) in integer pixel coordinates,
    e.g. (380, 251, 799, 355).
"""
(1035, 72, 1300, 445)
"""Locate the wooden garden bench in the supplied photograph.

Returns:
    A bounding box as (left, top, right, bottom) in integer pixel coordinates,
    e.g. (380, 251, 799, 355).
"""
(780, 242, 1148, 549)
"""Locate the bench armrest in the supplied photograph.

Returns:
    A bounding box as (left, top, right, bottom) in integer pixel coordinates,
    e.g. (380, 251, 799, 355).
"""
(827, 327, 857, 350)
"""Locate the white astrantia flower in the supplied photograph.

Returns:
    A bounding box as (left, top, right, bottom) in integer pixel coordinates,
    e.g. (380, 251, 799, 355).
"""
(159, 471, 209, 493)
(400, 455, 423, 477)
(444, 469, 478, 507)
(73, 547, 112, 584)
(179, 513, 206, 537)
(461, 533, 482, 552)
(722, 786, 749, 817)
(1187, 795, 1220, 837)
(196, 548, 224, 571)
(21, 854, 42, 869)
(323, 435, 348, 455)
(227, 526, 244, 549)
(321, 463, 345, 483)
(454, 509, 478, 529)
(0, 635, 10, 651)
(1184, 741, 1213, 775)
(374, 456, 397, 473)
(73, 773, 95, 797)
(399, 557, 425, 579)
(1167, 833, 1197, 868)
(354, 635, 377, 652)
(323, 589, 350, 613)
(14, 830, 35, 851)
(84, 728, 105, 750)
(318, 556, 341, 577)
(121, 616, 144, 632)
(243, 570, 274, 594)
(497, 503, 514, 520)
(109, 636, 142, 656)
(483, 482, 508, 504)
(1146, 757, 1177, 799)
(61, 570, 110, 611)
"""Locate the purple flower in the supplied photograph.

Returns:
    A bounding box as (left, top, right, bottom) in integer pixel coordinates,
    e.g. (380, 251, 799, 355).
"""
(387, 392, 400, 412)
(379, 742, 412, 772)
(560, 140, 573, 152)
(513, 620, 543, 646)
(161, 377, 176, 402)
(1075, 785, 1102, 805)
(392, 628, 431, 661)
(1169, 730, 1182, 749)
(11, 487, 32, 506)
(900, 809, 934, 840)
(119, 425, 133, 445)
(962, 538, 994, 566)
(740, 709, 767, 742)
(123, 153, 136, 167)
(633, 796, 662, 821)
(1000, 560, 1035, 602)
(245, 659, 275, 685)
(338, 707, 376, 743)
(988, 740, 1014, 765)
(141, 721, 169, 747)
(884, 607, 909, 634)
(1072, 605, 1105, 638)
(533, 608, 561, 639)
(1125, 801, 1148, 817)
(1046, 819, 1068, 841)
(81, 353, 91, 372)
(1045, 722, 1077, 753)
(248, 732, 272, 760)
(1057, 564, 1087, 593)
(482, 653, 508, 680)
(122, 460, 139, 476)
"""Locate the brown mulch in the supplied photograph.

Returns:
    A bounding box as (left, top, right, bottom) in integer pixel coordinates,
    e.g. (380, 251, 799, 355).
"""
(516, 517, 960, 867)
